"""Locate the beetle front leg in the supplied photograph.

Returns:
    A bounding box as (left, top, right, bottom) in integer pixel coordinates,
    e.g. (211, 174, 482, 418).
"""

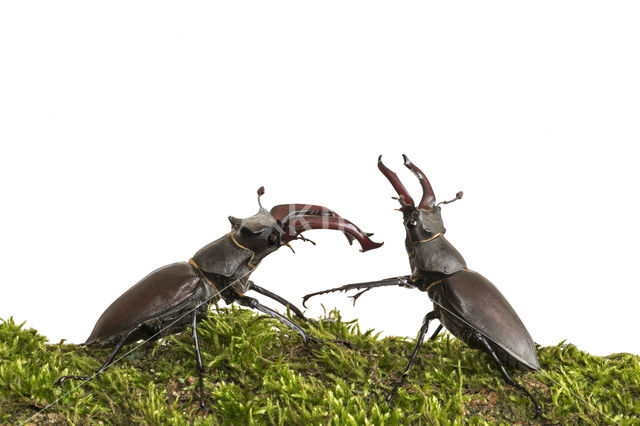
(385, 311, 437, 404)
(302, 275, 411, 308)
(237, 296, 350, 347)
(248, 282, 311, 322)
(474, 333, 542, 417)
(191, 312, 207, 413)
(55, 324, 140, 388)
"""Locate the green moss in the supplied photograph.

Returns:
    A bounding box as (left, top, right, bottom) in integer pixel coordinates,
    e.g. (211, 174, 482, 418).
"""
(1, 308, 638, 425)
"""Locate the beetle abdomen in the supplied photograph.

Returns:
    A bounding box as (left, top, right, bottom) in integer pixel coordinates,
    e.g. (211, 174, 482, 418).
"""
(85, 262, 211, 346)
(432, 269, 539, 371)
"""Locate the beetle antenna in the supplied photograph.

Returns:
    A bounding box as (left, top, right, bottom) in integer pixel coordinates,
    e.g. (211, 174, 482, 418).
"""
(257, 186, 266, 211)
(393, 195, 413, 212)
(437, 191, 463, 207)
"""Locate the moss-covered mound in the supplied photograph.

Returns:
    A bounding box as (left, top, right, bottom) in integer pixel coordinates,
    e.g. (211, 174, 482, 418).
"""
(1, 307, 638, 425)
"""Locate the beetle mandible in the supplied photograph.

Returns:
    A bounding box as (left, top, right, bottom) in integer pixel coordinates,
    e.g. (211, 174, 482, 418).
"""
(55, 186, 382, 411)
(303, 155, 542, 415)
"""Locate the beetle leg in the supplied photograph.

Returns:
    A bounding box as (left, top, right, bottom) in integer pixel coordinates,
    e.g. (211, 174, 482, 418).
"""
(385, 311, 437, 404)
(349, 288, 372, 306)
(428, 324, 443, 341)
(474, 333, 543, 417)
(248, 282, 311, 322)
(55, 325, 140, 388)
(302, 276, 411, 308)
(237, 296, 351, 347)
(191, 312, 207, 413)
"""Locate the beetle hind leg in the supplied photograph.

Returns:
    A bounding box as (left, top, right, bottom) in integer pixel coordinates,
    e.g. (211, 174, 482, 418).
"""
(55, 325, 140, 389)
(54, 374, 92, 387)
(385, 311, 437, 404)
(474, 333, 542, 417)
(191, 312, 207, 413)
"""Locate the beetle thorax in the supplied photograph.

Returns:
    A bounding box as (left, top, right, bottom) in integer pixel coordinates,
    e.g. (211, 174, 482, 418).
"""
(403, 206, 467, 277)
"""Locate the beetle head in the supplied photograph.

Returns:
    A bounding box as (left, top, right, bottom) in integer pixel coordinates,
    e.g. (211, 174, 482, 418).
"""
(228, 187, 285, 260)
(378, 155, 463, 244)
(229, 187, 382, 261)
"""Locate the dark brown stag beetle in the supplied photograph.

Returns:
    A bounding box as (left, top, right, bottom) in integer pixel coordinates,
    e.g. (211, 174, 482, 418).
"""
(55, 187, 382, 410)
(303, 155, 542, 416)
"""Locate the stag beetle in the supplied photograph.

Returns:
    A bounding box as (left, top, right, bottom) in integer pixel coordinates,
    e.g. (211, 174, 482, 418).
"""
(55, 187, 382, 410)
(303, 155, 542, 416)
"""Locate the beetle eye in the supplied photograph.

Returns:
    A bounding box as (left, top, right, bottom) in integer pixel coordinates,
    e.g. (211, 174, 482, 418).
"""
(407, 219, 417, 229)
(267, 232, 278, 246)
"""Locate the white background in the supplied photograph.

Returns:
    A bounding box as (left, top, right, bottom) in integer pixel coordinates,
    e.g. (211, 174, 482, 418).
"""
(1, 2, 639, 357)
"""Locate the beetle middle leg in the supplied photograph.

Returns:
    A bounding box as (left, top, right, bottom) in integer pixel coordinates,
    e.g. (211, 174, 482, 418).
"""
(385, 311, 437, 403)
(55, 324, 141, 388)
(474, 332, 542, 417)
(236, 296, 350, 347)
(248, 282, 311, 322)
(428, 324, 443, 341)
